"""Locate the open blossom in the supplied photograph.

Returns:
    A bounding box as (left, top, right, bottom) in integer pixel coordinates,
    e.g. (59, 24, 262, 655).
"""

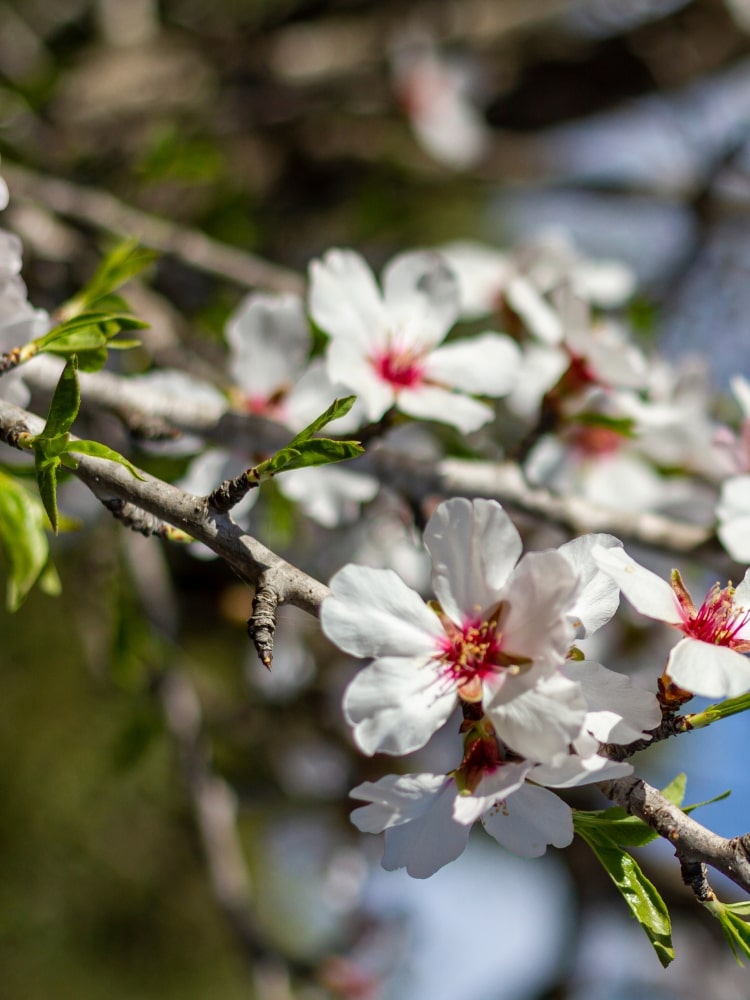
(593, 545, 750, 699)
(323, 497, 631, 764)
(309, 249, 521, 433)
(350, 734, 630, 878)
(182, 291, 377, 529)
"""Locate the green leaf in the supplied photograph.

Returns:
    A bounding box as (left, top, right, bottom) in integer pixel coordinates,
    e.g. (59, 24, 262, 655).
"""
(575, 821, 674, 966)
(34, 452, 60, 534)
(37, 559, 62, 596)
(75, 346, 110, 372)
(41, 356, 80, 439)
(58, 240, 158, 320)
(285, 438, 364, 468)
(687, 692, 750, 729)
(660, 772, 687, 807)
(704, 899, 750, 965)
(66, 440, 145, 480)
(573, 807, 658, 848)
(287, 396, 357, 448)
(255, 439, 364, 480)
(0, 471, 51, 610)
(571, 412, 637, 438)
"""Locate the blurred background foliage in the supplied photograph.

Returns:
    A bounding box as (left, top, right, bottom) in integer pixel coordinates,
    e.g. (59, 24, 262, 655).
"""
(4, 0, 750, 997)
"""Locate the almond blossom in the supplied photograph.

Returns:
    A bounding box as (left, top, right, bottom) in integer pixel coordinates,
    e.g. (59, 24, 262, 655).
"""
(349, 719, 631, 878)
(308, 249, 521, 433)
(323, 497, 657, 766)
(181, 291, 378, 529)
(592, 545, 750, 699)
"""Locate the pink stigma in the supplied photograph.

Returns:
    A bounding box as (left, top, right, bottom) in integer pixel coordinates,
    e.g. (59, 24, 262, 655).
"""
(682, 584, 750, 649)
(438, 616, 506, 702)
(372, 347, 425, 390)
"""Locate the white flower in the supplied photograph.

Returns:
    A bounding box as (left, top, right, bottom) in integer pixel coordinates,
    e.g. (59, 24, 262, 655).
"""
(182, 292, 377, 530)
(323, 497, 586, 763)
(391, 33, 490, 172)
(309, 249, 521, 433)
(593, 545, 750, 699)
(350, 749, 630, 878)
(440, 235, 635, 323)
(717, 475, 750, 563)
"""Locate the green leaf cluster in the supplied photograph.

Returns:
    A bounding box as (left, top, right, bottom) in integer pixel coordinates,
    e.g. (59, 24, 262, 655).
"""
(705, 900, 750, 964)
(31, 357, 144, 532)
(23, 240, 156, 372)
(251, 396, 364, 481)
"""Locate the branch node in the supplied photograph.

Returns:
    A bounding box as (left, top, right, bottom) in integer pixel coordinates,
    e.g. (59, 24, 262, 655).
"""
(680, 860, 716, 902)
(208, 471, 257, 514)
(248, 584, 278, 669)
(1, 419, 31, 449)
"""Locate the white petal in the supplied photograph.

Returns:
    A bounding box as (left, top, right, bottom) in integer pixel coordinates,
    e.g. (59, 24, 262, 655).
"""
(0, 175, 9, 211)
(452, 761, 532, 825)
(558, 533, 623, 637)
(439, 241, 509, 320)
(487, 673, 587, 764)
(226, 293, 310, 396)
(424, 497, 522, 624)
(350, 773, 449, 831)
(530, 753, 632, 788)
(381, 251, 459, 348)
(717, 477, 750, 563)
(496, 551, 579, 674)
(343, 656, 457, 755)
(591, 545, 682, 625)
(309, 249, 389, 349)
(424, 333, 521, 397)
(322, 565, 444, 659)
(482, 784, 573, 857)
(733, 568, 750, 608)
(397, 384, 494, 433)
(563, 659, 661, 743)
(505, 275, 562, 344)
(325, 337, 395, 422)
(667, 637, 750, 699)
(278, 465, 378, 528)
(506, 343, 569, 420)
(731, 376, 750, 419)
(382, 796, 470, 878)
(350, 774, 469, 878)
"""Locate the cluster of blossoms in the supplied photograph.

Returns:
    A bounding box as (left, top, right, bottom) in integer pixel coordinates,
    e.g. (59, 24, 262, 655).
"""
(322, 497, 662, 877)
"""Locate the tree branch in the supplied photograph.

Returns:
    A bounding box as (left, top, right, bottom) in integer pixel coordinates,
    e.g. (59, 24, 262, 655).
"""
(3, 163, 305, 295)
(0, 396, 329, 616)
(598, 774, 750, 896)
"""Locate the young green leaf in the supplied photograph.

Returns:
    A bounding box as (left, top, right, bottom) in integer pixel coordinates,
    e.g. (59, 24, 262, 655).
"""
(253, 439, 364, 480)
(704, 899, 750, 965)
(686, 693, 750, 729)
(573, 807, 658, 848)
(34, 451, 61, 534)
(575, 820, 674, 966)
(286, 396, 357, 448)
(659, 772, 687, 807)
(57, 240, 158, 320)
(66, 440, 145, 480)
(41, 356, 81, 440)
(0, 471, 51, 610)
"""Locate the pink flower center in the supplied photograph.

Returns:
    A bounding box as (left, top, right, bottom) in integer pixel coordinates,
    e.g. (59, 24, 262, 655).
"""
(437, 607, 529, 702)
(681, 584, 750, 648)
(371, 345, 425, 390)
